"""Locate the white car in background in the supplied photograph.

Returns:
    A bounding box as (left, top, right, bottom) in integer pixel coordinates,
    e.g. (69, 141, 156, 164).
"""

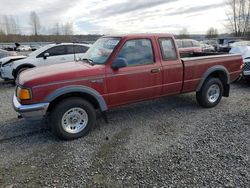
(16, 45, 32, 51)
(0, 49, 17, 59)
(230, 46, 250, 78)
(0, 56, 26, 80)
(200, 42, 215, 52)
(230, 41, 250, 47)
(0, 43, 90, 80)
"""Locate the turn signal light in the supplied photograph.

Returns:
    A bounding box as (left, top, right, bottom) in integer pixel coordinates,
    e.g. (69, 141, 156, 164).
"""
(16, 87, 32, 100)
(240, 63, 244, 70)
(240, 59, 244, 70)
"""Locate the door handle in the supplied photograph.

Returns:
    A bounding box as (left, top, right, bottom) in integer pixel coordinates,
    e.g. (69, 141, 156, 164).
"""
(151, 68, 161, 73)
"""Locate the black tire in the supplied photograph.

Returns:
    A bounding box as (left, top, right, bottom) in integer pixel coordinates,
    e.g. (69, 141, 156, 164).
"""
(50, 97, 96, 140)
(196, 77, 224, 108)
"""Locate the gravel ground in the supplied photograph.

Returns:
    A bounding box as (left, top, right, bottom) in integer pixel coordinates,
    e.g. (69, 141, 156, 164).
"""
(0, 79, 249, 187)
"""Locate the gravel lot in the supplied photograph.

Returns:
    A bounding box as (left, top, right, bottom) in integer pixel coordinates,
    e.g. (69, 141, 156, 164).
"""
(0, 79, 249, 187)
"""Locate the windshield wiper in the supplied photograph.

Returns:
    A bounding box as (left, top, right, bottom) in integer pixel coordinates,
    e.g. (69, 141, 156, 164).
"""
(81, 58, 95, 66)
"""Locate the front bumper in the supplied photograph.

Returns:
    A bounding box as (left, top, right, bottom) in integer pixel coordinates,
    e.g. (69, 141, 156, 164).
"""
(12, 95, 49, 119)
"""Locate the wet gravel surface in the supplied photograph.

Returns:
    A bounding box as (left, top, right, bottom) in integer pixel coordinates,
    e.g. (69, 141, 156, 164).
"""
(0, 79, 249, 187)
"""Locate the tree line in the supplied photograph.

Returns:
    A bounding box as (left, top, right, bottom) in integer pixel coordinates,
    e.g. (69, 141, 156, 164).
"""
(0, 11, 74, 36)
(0, 11, 78, 42)
(179, 0, 250, 39)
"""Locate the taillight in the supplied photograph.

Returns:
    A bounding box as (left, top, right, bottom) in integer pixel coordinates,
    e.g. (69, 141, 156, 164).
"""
(240, 59, 244, 70)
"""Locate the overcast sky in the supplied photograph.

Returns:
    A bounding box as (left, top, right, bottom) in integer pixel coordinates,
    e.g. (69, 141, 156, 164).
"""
(0, 0, 227, 35)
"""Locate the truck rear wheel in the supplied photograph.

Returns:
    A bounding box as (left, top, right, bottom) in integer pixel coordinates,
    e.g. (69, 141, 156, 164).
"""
(196, 78, 223, 108)
(50, 97, 96, 140)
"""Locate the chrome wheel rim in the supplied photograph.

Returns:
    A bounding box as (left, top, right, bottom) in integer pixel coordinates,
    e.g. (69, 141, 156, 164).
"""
(207, 84, 220, 103)
(61, 107, 88, 134)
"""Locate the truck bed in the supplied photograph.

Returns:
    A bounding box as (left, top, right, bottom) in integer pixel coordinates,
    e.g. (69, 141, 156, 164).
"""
(181, 53, 238, 62)
(181, 52, 227, 58)
(181, 53, 242, 93)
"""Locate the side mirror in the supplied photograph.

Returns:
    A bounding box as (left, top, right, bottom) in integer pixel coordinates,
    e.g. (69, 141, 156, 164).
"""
(111, 58, 128, 70)
(43, 53, 50, 59)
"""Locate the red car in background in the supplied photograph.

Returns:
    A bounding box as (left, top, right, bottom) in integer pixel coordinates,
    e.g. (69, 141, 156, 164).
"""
(176, 39, 202, 57)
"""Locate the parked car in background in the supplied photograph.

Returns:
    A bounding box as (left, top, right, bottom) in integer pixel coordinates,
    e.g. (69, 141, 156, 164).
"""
(0, 49, 17, 59)
(217, 38, 242, 52)
(230, 46, 250, 78)
(0, 55, 26, 80)
(202, 40, 218, 51)
(200, 42, 215, 52)
(3, 45, 16, 51)
(0, 43, 91, 80)
(176, 39, 202, 57)
(230, 41, 250, 47)
(17, 45, 32, 52)
(13, 33, 242, 140)
(30, 44, 42, 51)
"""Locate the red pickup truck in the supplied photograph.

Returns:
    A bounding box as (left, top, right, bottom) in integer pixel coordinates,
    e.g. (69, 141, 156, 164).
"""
(13, 34, 242, 140)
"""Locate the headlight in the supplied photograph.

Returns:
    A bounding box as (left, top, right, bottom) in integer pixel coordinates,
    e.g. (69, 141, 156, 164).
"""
(16, 87, 32, 100)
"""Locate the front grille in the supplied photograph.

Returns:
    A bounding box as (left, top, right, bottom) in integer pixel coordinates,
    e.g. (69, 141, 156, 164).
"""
(243, 61, 250, 71)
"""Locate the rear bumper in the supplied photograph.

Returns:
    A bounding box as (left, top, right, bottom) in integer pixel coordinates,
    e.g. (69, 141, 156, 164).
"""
(12, 95, 49, 119)
(243, 61, 250, 76)
(243, 71, 250, 76)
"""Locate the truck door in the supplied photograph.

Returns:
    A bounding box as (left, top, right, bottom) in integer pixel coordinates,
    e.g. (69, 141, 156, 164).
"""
(157, 38, 183, 95)
(106, 38, 163, 107)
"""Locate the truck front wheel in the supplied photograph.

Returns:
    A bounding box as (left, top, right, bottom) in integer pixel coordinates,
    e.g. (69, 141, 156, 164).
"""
(196, 78, 223, 108)
(50, 98, 96, 140)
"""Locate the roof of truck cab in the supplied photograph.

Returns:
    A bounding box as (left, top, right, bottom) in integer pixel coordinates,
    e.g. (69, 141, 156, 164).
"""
(104, 33, 174, 38)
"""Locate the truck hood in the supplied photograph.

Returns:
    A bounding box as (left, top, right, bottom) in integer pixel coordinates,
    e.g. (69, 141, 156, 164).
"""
(19, 61, 105, 87)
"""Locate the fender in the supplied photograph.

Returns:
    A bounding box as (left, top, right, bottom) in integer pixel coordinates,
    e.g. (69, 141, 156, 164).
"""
(45, 85, 108, 112)
(196, 65, 230, 92)
(12, 63, 36, 77)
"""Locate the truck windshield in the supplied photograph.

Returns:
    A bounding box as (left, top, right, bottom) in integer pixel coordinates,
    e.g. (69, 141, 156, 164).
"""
(82, 37, 120, 64)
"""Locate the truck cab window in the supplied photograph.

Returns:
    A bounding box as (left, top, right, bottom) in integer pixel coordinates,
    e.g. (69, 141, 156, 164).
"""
(117, 39, 154, 66)
(159, 38, 177, 60)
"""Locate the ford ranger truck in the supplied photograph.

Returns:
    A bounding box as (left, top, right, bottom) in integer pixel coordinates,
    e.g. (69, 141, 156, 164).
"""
(13, 34, 243, 140)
